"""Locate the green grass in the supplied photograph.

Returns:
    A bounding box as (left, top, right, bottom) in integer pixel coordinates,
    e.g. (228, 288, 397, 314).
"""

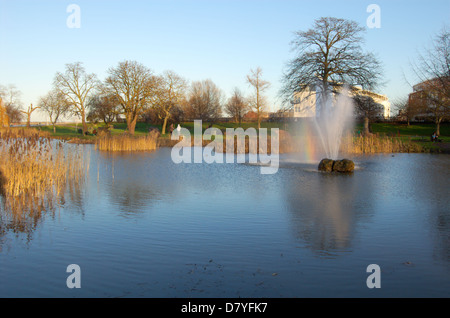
(357, 122, 450, 137)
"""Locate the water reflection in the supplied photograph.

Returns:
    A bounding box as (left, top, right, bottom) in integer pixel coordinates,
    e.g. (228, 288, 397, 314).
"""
(95, 150, 177, 217)
(1, 146, 449, 297)
(0, 143, 88, 248)
(283, 154, 450, 266)
(284, 165, 363, 257)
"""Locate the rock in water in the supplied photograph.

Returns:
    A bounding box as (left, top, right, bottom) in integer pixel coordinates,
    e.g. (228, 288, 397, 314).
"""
(332, 159, 355, 172)
(318, 158, 334, 172)
(318, 158, 355, 172)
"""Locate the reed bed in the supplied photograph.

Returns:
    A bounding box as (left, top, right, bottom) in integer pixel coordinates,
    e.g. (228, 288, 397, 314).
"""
(0, 128, 87, 233)
(341, 133, 425, 155)
(96, 132, 158, 152)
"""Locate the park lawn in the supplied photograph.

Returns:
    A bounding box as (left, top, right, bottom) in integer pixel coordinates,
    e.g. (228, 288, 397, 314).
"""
(39, 124, 93, 140)
(108, 122, 155, 136)
(363, 122, 450, 137)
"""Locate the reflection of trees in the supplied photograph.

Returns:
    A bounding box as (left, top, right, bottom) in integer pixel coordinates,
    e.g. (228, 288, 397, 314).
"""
(406, 155, 450, 265)
(285, 169, 372, 258)
(99, 151, 173, 217)
(107, 181, 159, 217)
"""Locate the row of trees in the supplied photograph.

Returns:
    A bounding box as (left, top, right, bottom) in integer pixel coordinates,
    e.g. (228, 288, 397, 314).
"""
(1, 63, 272, 135)
(3, 17, 447, 135)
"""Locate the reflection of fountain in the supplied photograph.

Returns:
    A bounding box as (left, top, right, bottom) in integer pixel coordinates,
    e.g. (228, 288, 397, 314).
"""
(294, 83, 354, 163)
(285, 169, 358, 257)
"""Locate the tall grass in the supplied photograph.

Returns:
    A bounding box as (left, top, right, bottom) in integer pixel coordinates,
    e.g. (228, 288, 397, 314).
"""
(96, 132, 159, 152)
(0, 128, 87, 231)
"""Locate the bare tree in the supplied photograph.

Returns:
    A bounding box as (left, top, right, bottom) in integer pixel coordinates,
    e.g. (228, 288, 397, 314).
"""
(104, 60, 156, 135)
(247, 67, 270, 129)
(87, 94, 120, 127)
(408, 26, 450, 135)
(392, 96, 419, 126)
(54, 62, 99, 134)
(185, 79, 223, 122)
(225, 87, 249, 124)
(153, 71, 187, 135)
(39, 90, 70, 133)
(352, 94, 384, 134)
(0, 84, 24, 123)
(281, 17, 383, 111)
(20, 104, 41, 128)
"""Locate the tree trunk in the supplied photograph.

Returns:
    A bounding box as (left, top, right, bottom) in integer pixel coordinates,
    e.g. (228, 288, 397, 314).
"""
(363, 116, 370, 135)
(257, 109, 261, 130)
(126, 114, 138, 135)
(162, 115, 169, 135)
(81, 114, 88, 135)
(436, 118, 441, 136)
(53, 124, 56, 134)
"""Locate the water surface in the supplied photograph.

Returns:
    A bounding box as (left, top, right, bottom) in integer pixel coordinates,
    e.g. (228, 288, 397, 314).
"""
(0, 146, 449, 297)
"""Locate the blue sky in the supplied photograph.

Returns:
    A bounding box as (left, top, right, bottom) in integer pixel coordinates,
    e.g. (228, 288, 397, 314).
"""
(1, 0, 449, 121)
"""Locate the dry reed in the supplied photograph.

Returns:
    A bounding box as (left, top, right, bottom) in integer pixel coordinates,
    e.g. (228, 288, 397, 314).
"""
(96, 132, 159, 152)
(0, 128, 87, 229)
(340, 133, 425, 155)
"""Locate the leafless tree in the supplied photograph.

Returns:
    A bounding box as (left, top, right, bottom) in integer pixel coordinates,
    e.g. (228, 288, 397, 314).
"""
(352, 94, 384, 134)
(408, 26, 449, 135)
(153, 71, 187, 135)
(20, 104, 41, 128)
(281, 17, 383, 111)
(0, 84, 24, 123)
(392, 96, 419, 126)
(39, 89, 71, 133)
(247, 67, 270, 129)
(54, 62, 99, 134)
(185, 79, 223, 122)
(104, 60, 156, 135)
(225, 87, 249, 124)
(87, 94, 120, 127)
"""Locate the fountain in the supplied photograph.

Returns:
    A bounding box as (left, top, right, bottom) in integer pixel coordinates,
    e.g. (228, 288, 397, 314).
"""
(314, 83, 355, 172)
(292, 82, 355, 172)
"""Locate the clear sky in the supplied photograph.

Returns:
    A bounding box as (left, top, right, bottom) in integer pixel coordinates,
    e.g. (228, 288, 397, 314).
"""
(0, 0, 449, 122)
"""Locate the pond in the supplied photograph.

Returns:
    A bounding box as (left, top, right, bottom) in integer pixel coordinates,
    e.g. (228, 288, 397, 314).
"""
(0, 145, 449, 298)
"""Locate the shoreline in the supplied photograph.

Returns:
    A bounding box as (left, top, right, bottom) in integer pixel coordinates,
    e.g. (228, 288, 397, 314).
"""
(60, 135, 449, 154)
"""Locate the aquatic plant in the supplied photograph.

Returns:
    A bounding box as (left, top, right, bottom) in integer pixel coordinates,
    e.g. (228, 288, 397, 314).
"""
(96, 131, 159, 152)
(0, 128, 87, 222)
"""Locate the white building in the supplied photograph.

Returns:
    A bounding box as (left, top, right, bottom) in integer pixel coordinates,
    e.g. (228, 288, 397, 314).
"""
(289, 84, 390, 119)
